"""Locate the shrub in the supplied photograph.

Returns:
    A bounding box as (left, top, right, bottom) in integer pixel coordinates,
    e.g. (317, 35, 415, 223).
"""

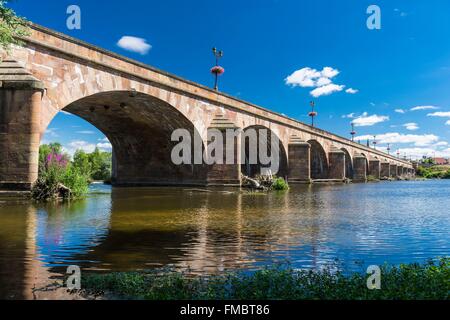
(272, 177, 289, 191)
(32, 147, 90, 201)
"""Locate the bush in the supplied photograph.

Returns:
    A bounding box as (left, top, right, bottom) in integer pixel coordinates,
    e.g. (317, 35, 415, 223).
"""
(272, 177, 289, 191)
(32, 146, 90, 201)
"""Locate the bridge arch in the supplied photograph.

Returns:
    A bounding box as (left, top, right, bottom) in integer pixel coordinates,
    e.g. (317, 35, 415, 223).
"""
(340, 148, 353, 179)
(241, 125, 288, 178)
(47, 90, 207, 186)
(308, 140, 329, 179)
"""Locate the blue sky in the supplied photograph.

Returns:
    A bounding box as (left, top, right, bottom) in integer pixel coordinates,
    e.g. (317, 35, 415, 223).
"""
(9, 0, 450, 159)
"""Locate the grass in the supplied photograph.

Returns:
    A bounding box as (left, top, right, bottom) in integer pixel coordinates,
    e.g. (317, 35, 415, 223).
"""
(81, 258, 449, 300)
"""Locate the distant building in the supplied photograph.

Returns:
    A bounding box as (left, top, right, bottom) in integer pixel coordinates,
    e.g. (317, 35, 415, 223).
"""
(433, 157, 449, 165)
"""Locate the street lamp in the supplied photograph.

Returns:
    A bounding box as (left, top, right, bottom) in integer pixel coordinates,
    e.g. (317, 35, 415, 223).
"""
(308, 101, 317, 127)
(387, 143, 391, 155)
(350, 123, 356, 142)
(372, 135, 377, 150)
(211, 47, 224, 91)
(397, 150, 400, 159)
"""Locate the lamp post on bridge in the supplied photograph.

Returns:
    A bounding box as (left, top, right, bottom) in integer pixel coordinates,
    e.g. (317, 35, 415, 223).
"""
(372, 135, 377, 150)
(350, 123, 356, 142)
(387, 143, 391, 155)
(211, 47, 224, 91)
(397, 150, 400, 159)
(308, 101, 317, 127)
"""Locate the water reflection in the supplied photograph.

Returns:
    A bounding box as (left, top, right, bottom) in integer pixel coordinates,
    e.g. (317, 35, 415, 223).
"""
(0, 180, 449, 299)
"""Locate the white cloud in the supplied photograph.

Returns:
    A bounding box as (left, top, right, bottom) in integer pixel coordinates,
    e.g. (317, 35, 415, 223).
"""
(285, 66, 348, 97)
(345, 88, 358, 94)
(411, 105, 439, 111)
(352, 112, 389, 127)
(354, 132, 439, 147)
(76, 130, 96, 134)
(285, 67, 338, 88)
(97, 142, 112, 151)
(402, 122, 419, 131)
(45, 128, 59, 138)
(63, 140, 112, 156)
(396, 147, 450, 160)
(117, 36, 152, 55)
(395, 109, 406, 114)
(342, 113, 356, 119)
(428, 111, 450, 117)
(310, 83, 345, 98)
(446, 120, 450, 125)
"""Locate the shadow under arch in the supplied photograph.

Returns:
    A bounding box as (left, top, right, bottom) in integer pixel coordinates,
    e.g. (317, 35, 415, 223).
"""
(45, 91, 207, 186)
(340, 148, 353, 179)
(241, 125, 288, 178)
(308, 140, 329, 179)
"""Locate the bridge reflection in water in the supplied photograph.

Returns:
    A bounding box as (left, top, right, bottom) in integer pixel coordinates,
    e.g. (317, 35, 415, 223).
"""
(1, 181, 449, 299)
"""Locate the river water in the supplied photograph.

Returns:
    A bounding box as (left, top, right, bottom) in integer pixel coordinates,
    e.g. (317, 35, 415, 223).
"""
(0, 180, 449, 299)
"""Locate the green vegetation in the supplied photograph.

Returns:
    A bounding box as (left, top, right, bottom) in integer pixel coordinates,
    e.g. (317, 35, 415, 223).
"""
(82, 258, 449, 300)
(33, 143, 90, 201)
(73, 148, 112, 182)
(32, 143, 112, 201)
(272, 177, 290, 190)
(366, 175, 379, 182)
(0, 1, 30, 52)
(416, 165, 450, 179)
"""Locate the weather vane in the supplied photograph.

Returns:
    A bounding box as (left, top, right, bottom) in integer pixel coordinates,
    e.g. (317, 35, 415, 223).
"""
(211, 47, 224, 91)
(308, 101, 317, 127)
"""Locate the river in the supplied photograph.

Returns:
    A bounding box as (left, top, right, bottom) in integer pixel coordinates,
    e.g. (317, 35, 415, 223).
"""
(0, 180, 449, 299)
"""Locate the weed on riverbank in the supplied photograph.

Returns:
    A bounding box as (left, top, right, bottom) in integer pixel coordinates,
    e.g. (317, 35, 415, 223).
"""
(82, 258, 449, 300)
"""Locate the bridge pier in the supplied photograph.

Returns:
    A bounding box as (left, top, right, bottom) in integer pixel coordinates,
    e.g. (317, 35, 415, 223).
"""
(390, 164, 398, 179)
(328, 147, 346, 180)
(380, 162, 391, 180)
(0, 60, 45, 191)
(368, 159, 381, 180)
(397, 166, 403, 178)
(288, 137, 311, 183)
(353, 155, 367, 182)
(206, 118, 241, 186)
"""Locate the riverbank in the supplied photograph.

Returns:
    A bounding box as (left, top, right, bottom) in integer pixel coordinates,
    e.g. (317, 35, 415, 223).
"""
(416, 165, 450, 179)
(80, 259, 449, 300)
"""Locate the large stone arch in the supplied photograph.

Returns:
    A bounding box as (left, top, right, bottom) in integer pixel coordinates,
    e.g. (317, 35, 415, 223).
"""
(341, 148, 353, 179)
(307, 140, 329, 180)
(241, 125, 288, 178)
(47, 91, 208, 186)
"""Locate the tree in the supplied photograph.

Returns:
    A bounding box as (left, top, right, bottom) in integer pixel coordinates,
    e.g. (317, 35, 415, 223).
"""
(0, 0, 30, 52)
(73, 149, 92, 177)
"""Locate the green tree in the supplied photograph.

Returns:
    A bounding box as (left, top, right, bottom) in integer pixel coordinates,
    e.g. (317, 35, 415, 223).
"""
(73, 149, 92, 178)
(88, 147, 112, 181)
(0, 1, 30, 52)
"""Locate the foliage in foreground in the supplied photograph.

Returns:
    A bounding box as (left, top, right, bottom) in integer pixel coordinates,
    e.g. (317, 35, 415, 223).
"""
(0, 0, 30, 51)
(416, 165, 450, 179)
(82, 258, 449, 300)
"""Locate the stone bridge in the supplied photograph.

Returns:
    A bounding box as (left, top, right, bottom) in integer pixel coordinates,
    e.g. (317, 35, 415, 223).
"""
(0, 24, 413, 190)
